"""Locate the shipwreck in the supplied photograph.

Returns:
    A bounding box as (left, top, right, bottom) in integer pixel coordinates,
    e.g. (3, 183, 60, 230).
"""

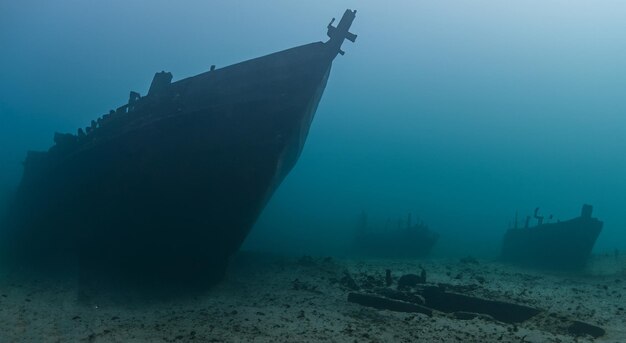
(2, 10, 358, 286)
(501, 204, 603, 269)
(353, 212, 439, 258)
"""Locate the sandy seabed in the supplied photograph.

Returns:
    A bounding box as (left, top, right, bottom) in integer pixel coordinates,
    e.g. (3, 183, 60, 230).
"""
(0, 252, 625, 343)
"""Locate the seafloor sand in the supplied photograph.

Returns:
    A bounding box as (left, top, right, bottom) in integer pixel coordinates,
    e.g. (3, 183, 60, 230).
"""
(0, 252, 625, 342)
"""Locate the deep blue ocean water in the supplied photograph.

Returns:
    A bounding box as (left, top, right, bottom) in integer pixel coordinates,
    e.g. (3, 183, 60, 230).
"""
(1, 1, 625, 258)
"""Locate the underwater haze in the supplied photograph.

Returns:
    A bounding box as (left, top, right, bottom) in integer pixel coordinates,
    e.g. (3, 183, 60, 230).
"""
(2, 0, 626, 258)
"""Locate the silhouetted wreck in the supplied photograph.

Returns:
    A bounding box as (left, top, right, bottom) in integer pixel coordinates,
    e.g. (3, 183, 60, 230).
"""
(501, 204, 603, 269)
(354, 212, 439, 257)
(2, 10, 358, 286)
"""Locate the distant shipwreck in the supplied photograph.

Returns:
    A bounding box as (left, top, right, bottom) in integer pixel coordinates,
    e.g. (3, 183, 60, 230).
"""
(354, 212, 439, 257)
(2, 10, 358, 285)
(501, 204, 603, 269)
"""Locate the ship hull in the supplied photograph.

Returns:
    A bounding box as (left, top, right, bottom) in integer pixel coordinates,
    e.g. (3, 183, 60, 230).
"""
(501, 215, 602, 270)
(354, 231, 438, 258)
(4, 42, 335, 285)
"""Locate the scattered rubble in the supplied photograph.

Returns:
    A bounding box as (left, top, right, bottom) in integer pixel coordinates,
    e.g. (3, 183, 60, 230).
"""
(344, 268, 606, 339)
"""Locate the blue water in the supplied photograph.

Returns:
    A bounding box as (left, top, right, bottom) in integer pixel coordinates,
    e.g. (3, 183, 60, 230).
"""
(2, 1, 625, 258)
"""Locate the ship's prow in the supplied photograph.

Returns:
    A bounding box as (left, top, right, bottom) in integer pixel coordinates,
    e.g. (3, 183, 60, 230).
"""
(1, 9, 358, 289)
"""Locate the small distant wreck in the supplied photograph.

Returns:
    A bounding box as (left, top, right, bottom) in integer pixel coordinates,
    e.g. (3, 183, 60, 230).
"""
(501, 204, 603, 269)
(353, 212, 439, 257)
(2, 10, 358, 286)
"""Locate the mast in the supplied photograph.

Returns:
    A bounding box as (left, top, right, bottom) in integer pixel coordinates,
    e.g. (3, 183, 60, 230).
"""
(326, 9, 358, 56)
